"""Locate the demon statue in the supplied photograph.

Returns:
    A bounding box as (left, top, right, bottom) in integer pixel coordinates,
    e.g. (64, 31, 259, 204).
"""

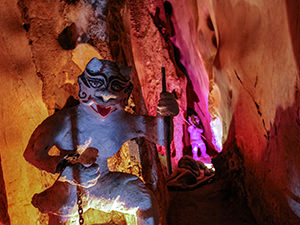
(187, 115, 209, 161)
(24, 58, 179, 225)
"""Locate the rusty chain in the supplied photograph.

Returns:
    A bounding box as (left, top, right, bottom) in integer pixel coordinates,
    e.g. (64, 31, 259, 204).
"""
(76, 186, 84, 225)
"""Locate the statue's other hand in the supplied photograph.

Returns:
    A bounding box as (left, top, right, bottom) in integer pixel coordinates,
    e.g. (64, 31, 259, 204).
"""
(59, 163, 100, 188)
(78, 147, 98, 165)
(157, 91, 179, 117)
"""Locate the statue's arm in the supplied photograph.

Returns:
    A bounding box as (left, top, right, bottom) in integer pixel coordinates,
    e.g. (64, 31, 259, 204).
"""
(134, 115, 165, 146)
(24, 114, 63, 174)
(132, 91, 179, 145)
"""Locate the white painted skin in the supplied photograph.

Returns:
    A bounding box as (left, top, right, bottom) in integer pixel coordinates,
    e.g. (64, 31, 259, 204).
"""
(24, 58, 178, 225)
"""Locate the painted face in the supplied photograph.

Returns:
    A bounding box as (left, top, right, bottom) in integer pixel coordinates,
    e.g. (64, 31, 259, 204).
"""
(78, 58, 132, 117)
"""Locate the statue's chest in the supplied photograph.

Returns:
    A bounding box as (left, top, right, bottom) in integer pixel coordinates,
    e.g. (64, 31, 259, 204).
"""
(59, 116, 131, 158)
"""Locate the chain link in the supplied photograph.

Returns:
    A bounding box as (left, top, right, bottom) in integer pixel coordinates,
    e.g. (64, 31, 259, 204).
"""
(76, 187, 84, 225)
(65, 153, 84, 224)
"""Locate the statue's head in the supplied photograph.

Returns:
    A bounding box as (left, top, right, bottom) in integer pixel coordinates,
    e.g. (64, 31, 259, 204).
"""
(78, 58, 132, 117)
(189, 115, 201, 127)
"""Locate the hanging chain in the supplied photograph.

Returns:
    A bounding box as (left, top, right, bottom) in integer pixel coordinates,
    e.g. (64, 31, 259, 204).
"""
(63, 153, 84, 224)
(76, 186, 84, 225)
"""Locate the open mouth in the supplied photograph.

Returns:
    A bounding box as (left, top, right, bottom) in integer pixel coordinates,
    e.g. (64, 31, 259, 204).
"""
(87, 97, 116, 117)
(94, 105, 112, 117)
(90, 104, 117, 117)
(85, 96, 117, 117)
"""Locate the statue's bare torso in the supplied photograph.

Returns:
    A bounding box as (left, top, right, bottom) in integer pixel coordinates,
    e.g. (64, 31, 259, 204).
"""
(53, 103, 161, 174)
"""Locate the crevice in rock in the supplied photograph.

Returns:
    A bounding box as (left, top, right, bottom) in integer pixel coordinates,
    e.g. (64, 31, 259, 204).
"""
(106, 0, 127, 63)
(212, 35, 217, 48)
(150, 3, 187, 78)
(17, 1, 49, 110)
(128, 0, 149, 39)
(234, 70, 270, 139)
(297, 108, 300, 126)
(22, 23, 30, 32)
(58, 23, 78, 50)
(262, 119, 270, 140)
(234, 70, 243, 84)
(254, 101, 262, 116)
(207, 16, 215, 31)
(254, 75, 258, 87)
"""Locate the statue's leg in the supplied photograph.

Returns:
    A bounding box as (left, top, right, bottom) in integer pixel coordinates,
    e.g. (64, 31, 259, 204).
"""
(87, 172, 159, 225)
(119, 177, 159, 225)
(191, 142, 201, 161)
(198, 141, 209, 158)
(32, 180, 88, 225)
(32, 181, 78, 216)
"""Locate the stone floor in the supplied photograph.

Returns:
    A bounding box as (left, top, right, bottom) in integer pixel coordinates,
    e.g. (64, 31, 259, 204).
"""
(167, 179, 258, 225)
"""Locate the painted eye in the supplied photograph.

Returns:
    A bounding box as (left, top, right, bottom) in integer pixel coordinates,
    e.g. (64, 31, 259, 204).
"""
(88, 79, 104, 88)
(111, 81, 125, 92)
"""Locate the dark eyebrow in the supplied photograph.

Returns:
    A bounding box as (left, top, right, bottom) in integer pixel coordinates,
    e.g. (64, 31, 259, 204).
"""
(79, 73, 90, 87)
(108, 75, 129, 83)
(86, 71, 108, 84)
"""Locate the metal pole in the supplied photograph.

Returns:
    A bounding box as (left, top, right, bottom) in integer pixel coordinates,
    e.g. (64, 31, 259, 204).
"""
(161, 67, 172, 175)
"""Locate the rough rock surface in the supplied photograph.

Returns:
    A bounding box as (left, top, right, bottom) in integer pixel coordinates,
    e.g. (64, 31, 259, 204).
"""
(169, 0, 216, 150)
(211, 1, 300, 224)
(0, 0, 51, 224)
(127, 0, 187, 168)
(1, 0, 177, 224)
(170, 0, 300, 224)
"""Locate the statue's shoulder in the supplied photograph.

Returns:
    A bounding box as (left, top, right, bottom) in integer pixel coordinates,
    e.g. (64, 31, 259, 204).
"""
(48, 96, 80, 120)
(39, 105, 78, 129)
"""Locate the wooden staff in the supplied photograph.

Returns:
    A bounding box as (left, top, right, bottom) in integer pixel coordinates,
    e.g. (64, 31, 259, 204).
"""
(161, 67, 172, 175)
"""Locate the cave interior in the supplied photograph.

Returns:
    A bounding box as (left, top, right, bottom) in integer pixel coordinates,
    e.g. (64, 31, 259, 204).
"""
(0, 0, 300, 225)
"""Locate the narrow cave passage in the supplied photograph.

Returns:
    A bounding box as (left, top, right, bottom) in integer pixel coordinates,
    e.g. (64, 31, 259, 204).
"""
(167, 180, 258, 225)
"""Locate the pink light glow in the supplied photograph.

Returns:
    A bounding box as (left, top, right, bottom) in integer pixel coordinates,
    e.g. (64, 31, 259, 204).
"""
(210, 116, 223, 153)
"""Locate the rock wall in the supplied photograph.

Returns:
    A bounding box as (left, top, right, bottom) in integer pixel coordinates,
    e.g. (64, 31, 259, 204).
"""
(0, 0, 187, 224)
(169, 0, 214, 148)
(0, 1, 50, 224)
(126, 0, 187, 167)
(169, 0, 300, 224)
(212, 1, 300, 224)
